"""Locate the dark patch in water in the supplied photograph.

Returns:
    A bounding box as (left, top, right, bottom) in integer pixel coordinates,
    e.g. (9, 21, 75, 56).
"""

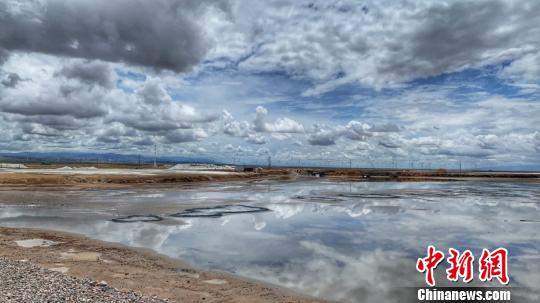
(519, 219, 540, 223)
(293, 195, 344, 203)
(170, 205, 271, 218)
(112, 215, 163, 223)
(336, 193, 402, 199)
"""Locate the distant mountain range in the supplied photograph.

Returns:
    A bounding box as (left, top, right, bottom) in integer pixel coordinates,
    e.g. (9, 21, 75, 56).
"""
(475, 164, 540, 172)
(1, 151, 538, 171)
(0, 151, 216, 165)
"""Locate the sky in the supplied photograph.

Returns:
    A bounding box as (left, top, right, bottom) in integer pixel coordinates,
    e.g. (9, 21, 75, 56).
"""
(0, 0, 539, 169)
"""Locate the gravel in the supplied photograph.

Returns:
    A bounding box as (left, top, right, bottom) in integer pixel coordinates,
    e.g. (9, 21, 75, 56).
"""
(0, 257, 166, 303)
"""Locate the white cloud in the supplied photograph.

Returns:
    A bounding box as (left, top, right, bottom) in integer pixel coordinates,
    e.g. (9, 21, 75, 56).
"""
(208, 0, 540, 95)
(254, 106, 305, 133)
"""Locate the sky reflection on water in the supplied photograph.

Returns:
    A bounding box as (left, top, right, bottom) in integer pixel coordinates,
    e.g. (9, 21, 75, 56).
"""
(1, 180, 539, 302)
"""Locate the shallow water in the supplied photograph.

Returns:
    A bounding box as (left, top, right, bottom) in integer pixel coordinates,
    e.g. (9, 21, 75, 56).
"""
(1, 180, 539, 302)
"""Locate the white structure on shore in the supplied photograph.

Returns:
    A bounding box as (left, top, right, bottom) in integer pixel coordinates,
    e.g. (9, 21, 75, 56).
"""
(0, 163, 28, 169)
(168, 163, 236, 171)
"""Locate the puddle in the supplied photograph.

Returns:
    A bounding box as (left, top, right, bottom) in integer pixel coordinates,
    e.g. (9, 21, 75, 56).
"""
(175, 268, 200, 279)
(170, 205, 270, 218)
(112, 215, 163, 223)
(15, 239, 58, 248)
(60, 251, 101, 261)
(203, 279, 228, 285)
(49, 266, 69, 273)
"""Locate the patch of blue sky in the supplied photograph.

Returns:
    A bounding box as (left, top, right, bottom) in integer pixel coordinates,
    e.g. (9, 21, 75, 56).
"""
(116, 79, 135, 93)
(115, 69, 147, 82)
(115, 68, 147, 93)
(407, 63, 523, 100)
(170, 69, 312, 113)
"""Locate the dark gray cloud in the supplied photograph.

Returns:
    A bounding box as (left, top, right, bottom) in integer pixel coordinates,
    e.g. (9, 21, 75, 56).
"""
(165, 129, 207, 143)
(379, 0, 540, 79)
(0, 93, 107, 119)
(1, 72, 21, 88)
(0, 48, 8, 65)
(308, 128, 340, 146)
(133, 138, 155, 146)
(0, 0, 226, 72)
(97, 136, 121, 144)
(115, 118, 187, 132)
(378, 140, 400, 149)
(21, 123, 62, 137)
(437, 148, 493, 158)
(308, 136, 336, 146)
(57, 61, 114, 88)
(370, 123, 400, 133)
(14, 115, 89, 131)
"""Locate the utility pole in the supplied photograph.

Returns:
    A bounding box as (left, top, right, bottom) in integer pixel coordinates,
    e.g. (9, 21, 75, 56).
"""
(267, 155, 272, 169)
(153, 144, 157, 168)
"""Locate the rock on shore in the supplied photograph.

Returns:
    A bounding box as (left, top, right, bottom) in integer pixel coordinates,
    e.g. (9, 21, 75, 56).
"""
(0, 257, 165, 303)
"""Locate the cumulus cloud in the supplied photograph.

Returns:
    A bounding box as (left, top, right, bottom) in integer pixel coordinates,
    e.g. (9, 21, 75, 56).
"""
(95, 123, 137, 144)
(215, 0, 540, 94)
(1, 72, 21, 88)
(308, 125, 343, 146)
(165, 128, 207, 143)
(0, 54, 221, 150)
(223, 111, 264, 144)
(110, 80, 219, 132)
(57, 61, 114, 88)
(343, 122, 372, 141)
(222, 107, 303, 145)
(253, 106, 304, 133)
(246, 133, 266, 145)
(0, 88, 108, 119)
(308, 121, 379, 146)
(0, 0, 227, 72)
(223, 111, 251, 137)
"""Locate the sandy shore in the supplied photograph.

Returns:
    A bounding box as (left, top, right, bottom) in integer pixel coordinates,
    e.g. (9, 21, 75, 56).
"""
(0, 166, 537, 189)
(0, 171, 267, 189)
(0, 227, 324, 303)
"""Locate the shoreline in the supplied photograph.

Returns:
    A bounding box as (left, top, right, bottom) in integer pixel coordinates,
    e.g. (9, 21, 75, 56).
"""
(0, 171, 266, 189)
(0, 168, 537, 190)
(0, 226, 324, 303)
